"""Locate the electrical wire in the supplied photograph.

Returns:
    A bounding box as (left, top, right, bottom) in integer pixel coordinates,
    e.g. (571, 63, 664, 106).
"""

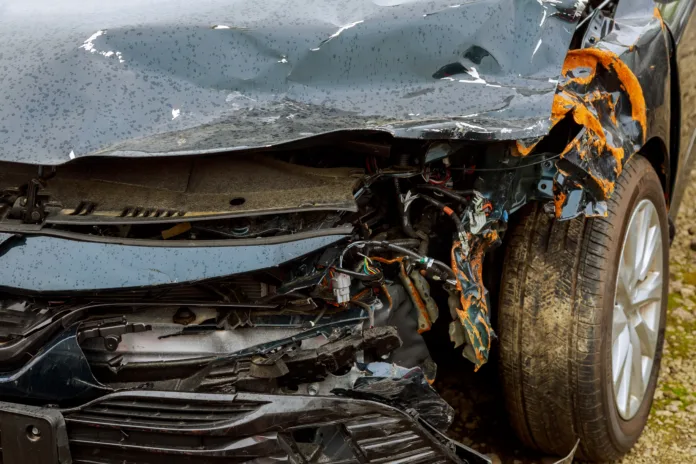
(450, 153, 560, 172)
(340, 240, 455, 279)
(331, 266, 383, 282)
(418, 185, 472, 204)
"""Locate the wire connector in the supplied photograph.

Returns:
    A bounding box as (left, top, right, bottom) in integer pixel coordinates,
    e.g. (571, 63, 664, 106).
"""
(332, 273, 352, 304)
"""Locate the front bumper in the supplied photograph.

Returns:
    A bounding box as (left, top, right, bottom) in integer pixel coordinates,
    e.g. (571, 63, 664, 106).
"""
(0, 391, 491, 464)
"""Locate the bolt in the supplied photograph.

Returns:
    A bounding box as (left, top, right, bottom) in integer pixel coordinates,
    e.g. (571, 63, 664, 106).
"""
(173, 306, 196, 325)
(308, 383, 320, 396)
(104, 335, 121, 352)
(30, 211, 41, 221)
(27, 425, 41, 441)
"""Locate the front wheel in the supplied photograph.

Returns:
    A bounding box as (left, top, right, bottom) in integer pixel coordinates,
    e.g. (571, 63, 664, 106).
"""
(497, 154, 668, 461)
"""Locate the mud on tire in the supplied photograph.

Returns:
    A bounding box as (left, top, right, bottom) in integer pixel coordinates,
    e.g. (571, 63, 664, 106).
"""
(497, 154, 669, 461)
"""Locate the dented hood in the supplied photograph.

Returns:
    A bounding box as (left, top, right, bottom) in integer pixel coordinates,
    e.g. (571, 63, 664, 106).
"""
(0, 0, 586, 165)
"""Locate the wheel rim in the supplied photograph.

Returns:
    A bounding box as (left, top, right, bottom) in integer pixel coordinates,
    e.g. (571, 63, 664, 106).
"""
(612, 199, 663, 420)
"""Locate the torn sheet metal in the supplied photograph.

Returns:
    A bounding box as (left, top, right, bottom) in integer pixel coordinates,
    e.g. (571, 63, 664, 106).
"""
(0, 0, 586, 165)
(334, 370, 455, 431)
(552, 48, 647, 218)
(517, 3, 667, 220)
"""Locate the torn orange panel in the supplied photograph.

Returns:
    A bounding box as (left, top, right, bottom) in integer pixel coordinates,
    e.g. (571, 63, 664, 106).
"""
(654, 7, 666, 31)
(548, 47, 648, 218)
(568, 99, 604, 137)
(554, 191, 567, 216)
(515, 139, 539, 157)
(551, 91, 576, 124)
(561, 48, 647, 141)
(606, 144, 626, 169)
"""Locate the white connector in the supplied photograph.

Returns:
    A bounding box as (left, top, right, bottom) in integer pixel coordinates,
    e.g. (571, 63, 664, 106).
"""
(331, 273, 351, 304)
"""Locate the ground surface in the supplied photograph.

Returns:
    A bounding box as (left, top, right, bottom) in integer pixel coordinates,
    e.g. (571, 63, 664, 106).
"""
(436, 169, 696, 463)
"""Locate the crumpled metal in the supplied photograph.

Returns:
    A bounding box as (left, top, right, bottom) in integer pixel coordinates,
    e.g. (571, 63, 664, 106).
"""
(515, 4, 665, 220)
(0, 0, 586, 164)
(550, 48, 648, 219)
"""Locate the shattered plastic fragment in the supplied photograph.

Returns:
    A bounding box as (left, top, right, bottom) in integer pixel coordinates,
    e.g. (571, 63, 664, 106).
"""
(450, 231, 500, 371)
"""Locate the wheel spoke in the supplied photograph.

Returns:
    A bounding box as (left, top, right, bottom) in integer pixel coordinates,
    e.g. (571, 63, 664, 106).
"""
(612, 326, 630, 384)
(628, 325, 645, 401)
(640, 301, 660, 332)
(634, 311, 658, 356)
(611, 199, 664, 420)
(613, 306, 628, 341)
(632, 272, 662, 308)
(616, 341, 633, 415)
(618, 261, 635, 301)
(641, 356, 653, 395)
(633, 205, 649, 269)
(637, 225, 659, 281)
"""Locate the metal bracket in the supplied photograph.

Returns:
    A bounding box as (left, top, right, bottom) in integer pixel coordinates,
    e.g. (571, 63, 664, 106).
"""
(536, 159, 556, 200)
(581, 8, 613, 49)
(19, 178, 47, 224)
(77, 317, 150, 351)
(466, 191, 488, 235)
(0, 402, 71, 464)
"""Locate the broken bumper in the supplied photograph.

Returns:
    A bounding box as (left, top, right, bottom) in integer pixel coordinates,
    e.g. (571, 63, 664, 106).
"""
(0, 391, 491, 464)
(0, 231, 351, 293)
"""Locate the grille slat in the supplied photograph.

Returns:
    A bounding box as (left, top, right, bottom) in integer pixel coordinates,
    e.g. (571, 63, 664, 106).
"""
(69, 411, 231, 425)
(85, 408, 254, 422)
(64, 395, 266, 429)
(60, 392, 459, 464)
(97, 399, 255, 413)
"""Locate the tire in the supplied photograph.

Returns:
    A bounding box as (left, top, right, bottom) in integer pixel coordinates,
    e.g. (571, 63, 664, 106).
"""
(498, 154, 669, 461)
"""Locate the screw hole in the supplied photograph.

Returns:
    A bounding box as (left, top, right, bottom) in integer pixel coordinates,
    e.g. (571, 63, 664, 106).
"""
(26, 425, 41, 442)
(229, 197, 246, 207)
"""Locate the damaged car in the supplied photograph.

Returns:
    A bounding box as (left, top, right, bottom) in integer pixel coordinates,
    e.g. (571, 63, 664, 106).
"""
(0, 0, 695, 462)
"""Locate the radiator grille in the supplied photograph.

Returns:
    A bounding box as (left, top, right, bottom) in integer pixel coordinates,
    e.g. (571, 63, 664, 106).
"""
(58, 392, 460, 464)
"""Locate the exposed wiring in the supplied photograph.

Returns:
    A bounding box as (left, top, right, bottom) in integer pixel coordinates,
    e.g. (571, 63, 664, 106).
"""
(422, 165, 451, 185)
(418, 184, 473, 204)
(352, 300, 375, 327)
(451, 154, 560, 172)
(331, 266, 383, 282)
(340, 240, 455, 279)
(362, 256, 380, 275)
(380, 284, 393, 312)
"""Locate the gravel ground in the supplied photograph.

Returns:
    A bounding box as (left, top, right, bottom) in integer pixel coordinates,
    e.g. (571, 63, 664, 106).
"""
(436, 169, 696, 464)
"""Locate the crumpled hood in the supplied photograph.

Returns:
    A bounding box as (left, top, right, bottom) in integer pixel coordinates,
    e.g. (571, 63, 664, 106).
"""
(0, 0, 586, 165)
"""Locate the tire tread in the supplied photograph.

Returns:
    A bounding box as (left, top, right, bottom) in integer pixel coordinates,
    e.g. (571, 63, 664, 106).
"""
(498, 155, 667, 461)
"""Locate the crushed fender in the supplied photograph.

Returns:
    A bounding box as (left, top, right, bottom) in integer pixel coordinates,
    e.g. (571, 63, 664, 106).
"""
(552, 48, 647, 218)
(513, 48, 647, 219)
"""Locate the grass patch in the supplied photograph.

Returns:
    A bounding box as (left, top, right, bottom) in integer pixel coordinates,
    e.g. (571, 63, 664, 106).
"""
(679, 271, 696, 287)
